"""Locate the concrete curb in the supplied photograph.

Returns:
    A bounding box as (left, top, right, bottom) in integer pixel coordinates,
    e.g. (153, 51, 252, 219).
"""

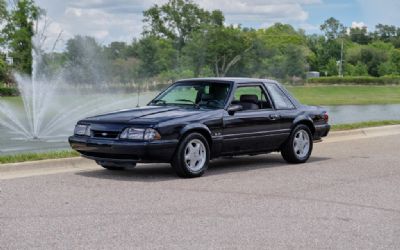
(0, 157, 94, 173)
(327, 124, 400, 141)
(1, 124, 399, 173)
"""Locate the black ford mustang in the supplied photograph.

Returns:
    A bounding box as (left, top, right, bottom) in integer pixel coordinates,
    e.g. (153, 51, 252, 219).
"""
(69, 78, 330, 178)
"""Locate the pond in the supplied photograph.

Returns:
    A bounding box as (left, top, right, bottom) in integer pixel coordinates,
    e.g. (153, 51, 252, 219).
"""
(1, 96, 399, 155)
(326, 104, 400, 125)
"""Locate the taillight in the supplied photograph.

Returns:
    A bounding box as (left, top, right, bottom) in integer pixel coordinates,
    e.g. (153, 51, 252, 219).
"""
(323, 112, 329, 122)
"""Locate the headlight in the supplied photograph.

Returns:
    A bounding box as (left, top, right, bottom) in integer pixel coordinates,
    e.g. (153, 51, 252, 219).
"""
(74, 124, 91, 136)
(120, 128, 161, 140)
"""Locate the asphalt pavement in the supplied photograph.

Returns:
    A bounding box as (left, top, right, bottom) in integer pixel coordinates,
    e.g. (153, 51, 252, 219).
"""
(1, 134, 400, 249)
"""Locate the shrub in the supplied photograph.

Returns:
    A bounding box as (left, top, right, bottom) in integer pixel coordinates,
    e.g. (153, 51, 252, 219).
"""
(307, 76, 400, 85)
(0, 85, 18, 96)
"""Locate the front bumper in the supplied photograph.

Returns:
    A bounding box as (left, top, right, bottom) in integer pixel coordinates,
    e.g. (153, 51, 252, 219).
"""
(69, 136, 178, 163)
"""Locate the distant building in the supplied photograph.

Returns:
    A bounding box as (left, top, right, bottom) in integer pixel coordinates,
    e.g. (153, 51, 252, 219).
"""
(6, 54, 13, 65)
(0, 47, 13, 65)
(307, 71, 320, 79)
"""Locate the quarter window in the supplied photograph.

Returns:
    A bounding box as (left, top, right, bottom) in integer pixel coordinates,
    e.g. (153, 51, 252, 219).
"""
(266, 84, 295, 109)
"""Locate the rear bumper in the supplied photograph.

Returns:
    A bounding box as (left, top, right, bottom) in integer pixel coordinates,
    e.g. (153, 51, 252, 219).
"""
(69, 136, 178, 163)
(314, 124, 330, 140)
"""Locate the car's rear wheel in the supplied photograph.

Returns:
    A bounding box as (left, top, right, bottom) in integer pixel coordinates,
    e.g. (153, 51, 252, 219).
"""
(171, 133, 210, 178)
(281, 124, 313, 163)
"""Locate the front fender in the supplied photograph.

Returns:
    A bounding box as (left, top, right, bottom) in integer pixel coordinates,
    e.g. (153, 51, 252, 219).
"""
(179, 123, 212, 138)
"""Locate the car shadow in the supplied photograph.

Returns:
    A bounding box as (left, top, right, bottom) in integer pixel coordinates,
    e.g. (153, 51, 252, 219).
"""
(76, 154, 331, 182)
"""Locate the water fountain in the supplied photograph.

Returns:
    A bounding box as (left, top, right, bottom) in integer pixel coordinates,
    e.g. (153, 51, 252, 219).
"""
(0, 36, 156, 153)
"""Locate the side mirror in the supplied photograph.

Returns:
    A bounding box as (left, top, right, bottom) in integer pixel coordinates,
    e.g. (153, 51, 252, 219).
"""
(227, 104, 243, 115)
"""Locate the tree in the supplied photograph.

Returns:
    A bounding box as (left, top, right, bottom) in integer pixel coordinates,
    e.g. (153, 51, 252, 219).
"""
(257, 23, 306, 52)
(143, 0, 223, 52)
(111, 57, 139, 83)
(317, 39, 342, 73)
(324, 58, 339, 76)
(350, 27, 370, 45)
(4, 0, 42, 75)
(135, 36, 177, 78)
(183, 25, 251, 77)
(205, 26, 252, 77)
(284, 45, 307, 78)
(0, 57, 7, 81)
(378, 49, 400, 75)
(262, 55, 286, 79)
(105, 42, 129, 60)
(0, 0, 7, 45)
(306, 34, 325, 71)
(182, 30, 209, 77)
(346, 61, 369, 76)
(374, 24, 397, 42)
(320, 17, 346, 40)
(360, 46, 388, 76)
(64, 35, 107, 84)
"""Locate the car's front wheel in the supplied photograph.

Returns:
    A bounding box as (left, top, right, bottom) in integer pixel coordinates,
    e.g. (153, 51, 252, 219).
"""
(171, 133, 210, 178)
(281, 124, 313, 163)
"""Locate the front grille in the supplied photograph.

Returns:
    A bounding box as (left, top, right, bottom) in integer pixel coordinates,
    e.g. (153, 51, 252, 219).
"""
(91, 130, 120, 139)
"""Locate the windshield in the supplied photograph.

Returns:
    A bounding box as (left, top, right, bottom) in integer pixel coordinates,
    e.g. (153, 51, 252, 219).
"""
(150, 82, 231, 109)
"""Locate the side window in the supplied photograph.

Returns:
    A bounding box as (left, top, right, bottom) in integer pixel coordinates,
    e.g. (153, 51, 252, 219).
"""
(266, 84, 295, 109)
(232, 85, 272, 110)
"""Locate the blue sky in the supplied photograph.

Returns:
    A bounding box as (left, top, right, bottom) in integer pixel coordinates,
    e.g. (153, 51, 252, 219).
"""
(35, 0, 400, 50)
(304, 0, 400, 32)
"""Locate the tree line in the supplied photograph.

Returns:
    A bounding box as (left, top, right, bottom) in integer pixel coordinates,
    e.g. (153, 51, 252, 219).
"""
(1, 0, 400, 86)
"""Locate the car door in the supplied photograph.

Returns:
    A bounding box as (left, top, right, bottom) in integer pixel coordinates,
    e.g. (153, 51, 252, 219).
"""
(221, 83, 286, 154)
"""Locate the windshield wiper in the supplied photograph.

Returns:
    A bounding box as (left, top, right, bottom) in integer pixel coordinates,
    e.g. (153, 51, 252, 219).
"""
(152, 99, 167, 105)
(175, 99, 199, 108)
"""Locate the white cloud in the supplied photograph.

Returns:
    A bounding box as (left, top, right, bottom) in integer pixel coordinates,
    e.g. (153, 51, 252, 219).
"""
(198, 0, 321, 24)
(351, 21, 367, 29)
(345, 22, 368, 35)
(35, 0, 322, 50)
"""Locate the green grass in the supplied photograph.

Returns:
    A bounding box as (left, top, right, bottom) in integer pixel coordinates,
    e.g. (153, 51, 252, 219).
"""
(0, 150, 79, 164)
(286, 85, 400, 105)
(0, 96, 23, 104)
(331, 120, 400, 131)
(3, 85, 400, 106)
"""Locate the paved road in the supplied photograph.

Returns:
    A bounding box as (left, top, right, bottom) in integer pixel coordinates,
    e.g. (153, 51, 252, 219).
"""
(1, 134, 400, 249)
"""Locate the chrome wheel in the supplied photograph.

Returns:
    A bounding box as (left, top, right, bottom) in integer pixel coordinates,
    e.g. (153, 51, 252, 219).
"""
(184, 139, 206, 172)
(293, 129, 310, 159)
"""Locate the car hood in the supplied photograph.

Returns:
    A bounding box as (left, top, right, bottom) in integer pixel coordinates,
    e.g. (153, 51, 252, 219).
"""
(82, 106, 209, 124)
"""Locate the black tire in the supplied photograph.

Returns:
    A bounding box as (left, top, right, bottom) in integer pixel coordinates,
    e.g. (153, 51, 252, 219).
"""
(171, 132, 210, 178)
(281, 124, 313, 164)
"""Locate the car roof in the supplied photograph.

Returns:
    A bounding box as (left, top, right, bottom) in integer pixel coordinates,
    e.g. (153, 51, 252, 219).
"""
(175, 77, 280, 85)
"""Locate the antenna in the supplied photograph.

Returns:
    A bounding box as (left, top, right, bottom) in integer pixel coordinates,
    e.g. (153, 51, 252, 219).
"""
(136, 82, 140, 107)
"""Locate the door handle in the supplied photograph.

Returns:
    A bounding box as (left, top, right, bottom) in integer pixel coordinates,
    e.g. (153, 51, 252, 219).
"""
(269, 114, 280, 120)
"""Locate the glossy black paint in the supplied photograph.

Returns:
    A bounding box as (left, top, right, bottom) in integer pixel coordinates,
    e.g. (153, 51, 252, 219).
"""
(69, 78, 330, 163)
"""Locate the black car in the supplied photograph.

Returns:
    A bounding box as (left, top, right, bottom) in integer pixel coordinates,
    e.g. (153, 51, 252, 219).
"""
(69, 78, 330, 178)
